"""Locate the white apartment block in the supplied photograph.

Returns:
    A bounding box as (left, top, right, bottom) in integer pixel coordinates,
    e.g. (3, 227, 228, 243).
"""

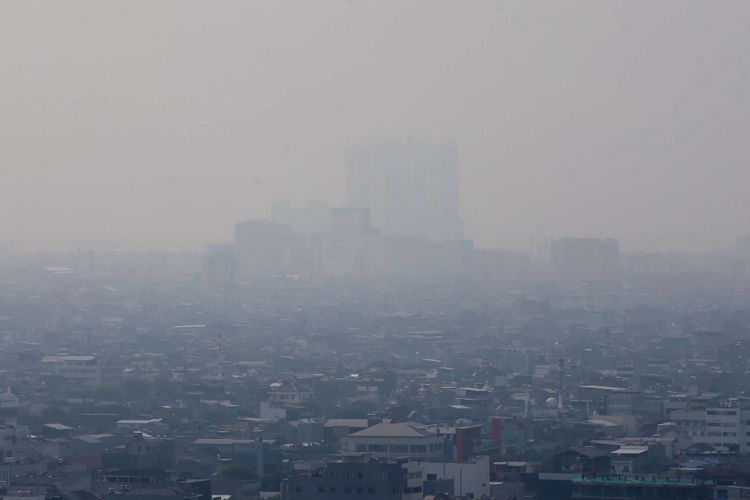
(671, 398, 750, 454)
(41, 355, 120, 387)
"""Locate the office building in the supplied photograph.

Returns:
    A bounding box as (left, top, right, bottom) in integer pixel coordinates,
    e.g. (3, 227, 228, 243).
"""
(346, 140, 464, 241)
(671, 397, 750, 454)
(551, 237, 620, 282)
(233, 220, 297, 275)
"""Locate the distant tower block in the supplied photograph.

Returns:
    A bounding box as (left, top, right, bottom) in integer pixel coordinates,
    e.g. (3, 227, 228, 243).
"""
(346, 139, 464, 241)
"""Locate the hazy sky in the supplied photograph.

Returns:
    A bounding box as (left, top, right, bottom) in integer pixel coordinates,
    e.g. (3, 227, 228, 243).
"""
(2, 1, 748, 252)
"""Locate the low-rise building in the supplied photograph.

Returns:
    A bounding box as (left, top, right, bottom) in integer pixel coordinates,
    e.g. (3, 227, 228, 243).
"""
(341, 423, 446, 461)
(41, 355, 120, 387)
(571, 475, 714, 500)
(414, 455, 490, 498)
(281, 460, 422, 500)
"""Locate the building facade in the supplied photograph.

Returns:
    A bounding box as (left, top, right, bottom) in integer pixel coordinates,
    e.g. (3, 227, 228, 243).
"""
(671, 398, 750, 454)
(345, 140, 464, 242)
(341, 423, 446, 461)
(281, 461, 422, 500)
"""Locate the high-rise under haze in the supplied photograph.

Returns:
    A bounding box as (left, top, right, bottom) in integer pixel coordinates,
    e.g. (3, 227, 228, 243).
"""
(551, 237, 620, 283)
(345, 140, 464, 242)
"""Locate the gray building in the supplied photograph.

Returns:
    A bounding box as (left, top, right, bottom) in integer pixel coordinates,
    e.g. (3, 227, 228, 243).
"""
(281, 461, 421, 500)
(551, 237, 619, 283)
(346, 140, 464, 242)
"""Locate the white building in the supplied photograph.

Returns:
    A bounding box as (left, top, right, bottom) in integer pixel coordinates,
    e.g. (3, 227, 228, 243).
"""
(671, 397, 750, 453)
(341, 422, 446, 460)
(260, 400, 287, 422)
(268, 379, 313, 406)
(41, 355, 120, 387)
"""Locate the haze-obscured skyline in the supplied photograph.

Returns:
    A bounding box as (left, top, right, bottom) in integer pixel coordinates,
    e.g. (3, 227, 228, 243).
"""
(2, 1, 748, 252)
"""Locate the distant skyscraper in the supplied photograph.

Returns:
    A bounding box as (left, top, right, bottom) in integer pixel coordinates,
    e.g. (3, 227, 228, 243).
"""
(551, 237, 620, 283)
(234, 219, 296, 274)
(272, 200, 331, 234)
(736, 236, 750, 254)
(345, 139, 464, 241)
(330, 207, 372, 237)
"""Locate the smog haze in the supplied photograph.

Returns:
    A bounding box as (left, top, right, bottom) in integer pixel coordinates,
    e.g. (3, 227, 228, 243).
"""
(2, 1, 748, 251)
